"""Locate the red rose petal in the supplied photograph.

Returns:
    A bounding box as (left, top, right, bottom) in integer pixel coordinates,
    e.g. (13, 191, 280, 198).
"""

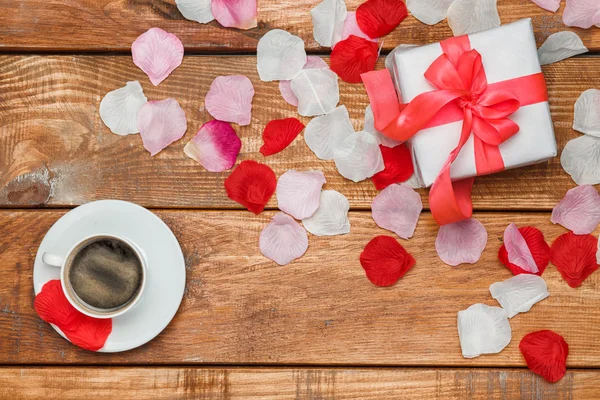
(34, 280, 112, 351)
(64, 314, 113, 352)
(551, 232, 598, 288)
(519, 330, 569, 383)
(330, 35, 379, 84)
(371, 144, 414, 190)
(224, 160, 277, 214)
(498, 226, 551, 276)
(360, 235, 416, 287)
(260, 118, 305, 156)
(356, 0, 408, 39)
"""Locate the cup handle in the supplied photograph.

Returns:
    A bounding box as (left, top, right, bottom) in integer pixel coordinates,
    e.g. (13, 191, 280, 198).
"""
(42, 253, 65, 268)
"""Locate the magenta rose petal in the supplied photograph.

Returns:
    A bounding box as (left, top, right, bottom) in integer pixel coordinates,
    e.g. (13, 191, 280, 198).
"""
(184, 120, 241, 172)
(551, 185, 600, 235)
(132, 28, 184, 86)
(211, 0, 257, 30)
(137, 99, 187, 156)
(504, 223, 539, 273)
(260, 212, 309, 265)
(372, 184, 422, 240)
(435, 218, 488, 266)
(205, 75, 255, 126)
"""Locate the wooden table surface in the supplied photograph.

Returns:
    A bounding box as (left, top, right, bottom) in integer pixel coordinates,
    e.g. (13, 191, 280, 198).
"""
(1, 1, 599, 399)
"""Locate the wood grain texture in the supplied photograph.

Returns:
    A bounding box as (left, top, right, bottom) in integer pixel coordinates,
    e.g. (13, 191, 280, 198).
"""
(0, 367, 597, 399)
(1, 209, 599, 366)
(0, 0, 598, 52)
(0, 55, 595, 210)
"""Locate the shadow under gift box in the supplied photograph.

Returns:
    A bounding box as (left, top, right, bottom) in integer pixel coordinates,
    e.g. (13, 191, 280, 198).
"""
(390, 18, 557, 188)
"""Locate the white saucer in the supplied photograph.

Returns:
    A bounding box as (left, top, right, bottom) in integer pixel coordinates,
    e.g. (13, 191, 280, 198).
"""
(33, 200, 186, 352)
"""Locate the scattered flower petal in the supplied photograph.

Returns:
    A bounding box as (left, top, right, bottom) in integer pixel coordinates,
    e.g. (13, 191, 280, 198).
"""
(340, 11, 377, 43)
(176, 0, 214, 23)
(531, 0, 561, 12)
(563, 0, 600, 29)
(211, 0, 257, 30)
(499, 226, 551, 276)
(302, 190, 351, 236)
(137, 98, 187, 156)
(99, 81, 147, 135)
(356, 0, 408, 39)
(504, 223, 539, 273)
(597, 235, 600, 264)
(457, 304, 511, 359)
(279, 56, 329, 107)
(34, 280, 112, 351)
(132, 28, 184, 86)
(311, 0, 347, 47)
(291, 68, 340, 116)
(224, 160, 277, 214)
(561, 135, 600, 185)
(305, 105, 355, 160)
(489, 274, 550, 318)
(333, 131, 384, 182)
(538, 31, 588, 66)
(360, 235, 416, 286)
(372, 184, 422, 239)
(364, 105, 402, 148)
(403, 173, 423, 189)
(447, 0, 501, 36)
(257, 29, 307, 82)
(259, 212, 309, 265)
(435, 218, 488, 266)
(407, 0, 455, 25)
(520, 330, 569, 383)
(184, 120, 241, 172)
(371, 144, 414, 190)
(276, 170, 327, 220)
(573, 89, 600, 136)
(551, 185, 600, 235)
(205, 75, 254, 126)
(330, 35, 379, 83)
(260, 118, 305, 156)
(551, 232, 599, 288)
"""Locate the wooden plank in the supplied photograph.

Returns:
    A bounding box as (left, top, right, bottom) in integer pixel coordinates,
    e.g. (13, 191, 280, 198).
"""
(0, 367, 597, 399)
(1, 209, 599, 366)
(0, 55, 594, 210)
(0, 1, 598, 52)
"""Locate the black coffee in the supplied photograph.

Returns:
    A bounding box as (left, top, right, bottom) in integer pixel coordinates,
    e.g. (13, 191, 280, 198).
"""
(69, 238, 143, 310)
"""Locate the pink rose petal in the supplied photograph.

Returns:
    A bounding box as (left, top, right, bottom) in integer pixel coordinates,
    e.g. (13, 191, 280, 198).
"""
(205, 75, 255, 126)
(276, 170, 327, 220)
(259, 212, 309, 265)
(132, 28, 184, 86)
(504, 223, 539, 273)
(531, 0, 561, 12)
(551, 185, 600, 235)
(339, 12, 377, 44)
(279, 56, 329, 107)
(372, 184, 423, 240)
(211, 0, 257, 30)
(137, 99, 187, 156)
(563, 0, 600, 28)
(184, 120, 241, 172)
(435, 218, 488, 266)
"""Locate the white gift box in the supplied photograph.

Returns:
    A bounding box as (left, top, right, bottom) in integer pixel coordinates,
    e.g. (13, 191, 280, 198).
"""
(391, 19, 557, 188)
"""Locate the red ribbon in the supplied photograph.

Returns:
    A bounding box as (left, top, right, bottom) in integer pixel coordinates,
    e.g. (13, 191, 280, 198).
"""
(362, 36, 548, 225)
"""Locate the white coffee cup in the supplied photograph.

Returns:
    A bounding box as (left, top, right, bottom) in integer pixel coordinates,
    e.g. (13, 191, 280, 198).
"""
(42, 233, 147, 319)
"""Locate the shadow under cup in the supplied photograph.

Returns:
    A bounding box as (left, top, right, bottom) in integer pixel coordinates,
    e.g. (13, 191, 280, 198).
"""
(62, 235, 146, 318)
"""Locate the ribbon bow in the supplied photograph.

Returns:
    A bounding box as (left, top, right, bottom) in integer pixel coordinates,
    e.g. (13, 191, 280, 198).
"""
(363, 36, 529, 225)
